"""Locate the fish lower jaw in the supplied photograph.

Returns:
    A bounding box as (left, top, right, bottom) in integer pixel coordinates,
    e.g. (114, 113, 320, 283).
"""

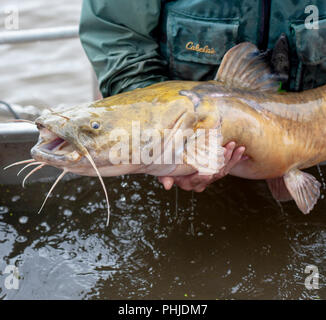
(31, 143, 82, 168)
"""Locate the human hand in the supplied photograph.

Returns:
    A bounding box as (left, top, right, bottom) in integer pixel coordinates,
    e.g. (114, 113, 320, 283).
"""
(158, 142, 247, 192)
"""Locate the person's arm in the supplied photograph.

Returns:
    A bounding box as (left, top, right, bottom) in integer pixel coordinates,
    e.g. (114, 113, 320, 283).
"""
(79, 0, 168, 97)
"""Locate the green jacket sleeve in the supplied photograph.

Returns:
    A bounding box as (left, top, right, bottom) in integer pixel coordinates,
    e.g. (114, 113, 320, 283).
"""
(79, 0, 169, 97)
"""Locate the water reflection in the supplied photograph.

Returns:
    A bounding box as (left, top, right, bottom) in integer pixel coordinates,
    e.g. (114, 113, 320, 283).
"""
(0, 167, 326, 299)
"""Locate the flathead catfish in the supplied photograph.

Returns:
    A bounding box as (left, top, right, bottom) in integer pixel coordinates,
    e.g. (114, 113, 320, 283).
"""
(5, 42, 326, 223)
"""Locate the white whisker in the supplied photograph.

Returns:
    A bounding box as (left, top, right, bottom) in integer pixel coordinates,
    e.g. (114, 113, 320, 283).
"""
(37, 169, 67, 214)
(3, 159, 36, 170)
(17, 162, 44, 176)
(22, 164, 45, 188)
(84, 149, 111, 226)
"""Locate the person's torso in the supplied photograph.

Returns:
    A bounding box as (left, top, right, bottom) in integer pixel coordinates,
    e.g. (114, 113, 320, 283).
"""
(159, 0, 326, 91)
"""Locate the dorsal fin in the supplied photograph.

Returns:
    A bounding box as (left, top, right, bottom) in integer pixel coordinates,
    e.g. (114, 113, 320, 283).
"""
(215, 42, 280, 92)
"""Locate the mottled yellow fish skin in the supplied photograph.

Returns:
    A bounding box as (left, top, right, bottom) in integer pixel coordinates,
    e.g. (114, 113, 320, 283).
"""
(90, 80, 326, 180)
(33, 79, 326, 181)
(92, 81, 200, 109)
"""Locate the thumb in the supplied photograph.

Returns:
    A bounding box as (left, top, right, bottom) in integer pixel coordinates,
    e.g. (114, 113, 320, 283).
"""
(158, 176, 174, 190)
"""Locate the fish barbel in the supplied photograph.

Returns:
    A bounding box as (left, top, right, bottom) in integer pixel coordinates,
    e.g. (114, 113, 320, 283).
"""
(6, 42, 326, 221)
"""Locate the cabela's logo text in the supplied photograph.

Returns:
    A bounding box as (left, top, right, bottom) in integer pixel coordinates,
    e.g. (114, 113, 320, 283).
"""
(185, 42, 216, 54)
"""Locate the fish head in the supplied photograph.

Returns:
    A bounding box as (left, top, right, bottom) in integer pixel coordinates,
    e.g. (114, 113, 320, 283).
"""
(31, 103, 110, 171)
(31, 95, 191, 175)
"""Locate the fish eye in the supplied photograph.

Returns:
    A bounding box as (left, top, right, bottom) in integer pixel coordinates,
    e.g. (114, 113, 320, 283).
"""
(91, 121, 100, 129)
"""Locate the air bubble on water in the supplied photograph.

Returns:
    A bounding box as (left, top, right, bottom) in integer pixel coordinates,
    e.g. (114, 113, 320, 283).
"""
(128, 219, 138, 228)
(0, 206, 9, 215)
(131, 193, 141, 202)
(132, 181, 140, 187)
(317, 164, 326, 190)
(63, 209, 72, 217)
(11, 195, 20, 202)
(16, 235, 27, 243)
(40, 222, 51, 232)
(19, 216, 28, 224)
(111, 228, 120, 237)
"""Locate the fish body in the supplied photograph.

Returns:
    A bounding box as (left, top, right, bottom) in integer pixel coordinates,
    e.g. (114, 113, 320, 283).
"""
(217, 84, 326, 180)
(27, 42, 326, 216)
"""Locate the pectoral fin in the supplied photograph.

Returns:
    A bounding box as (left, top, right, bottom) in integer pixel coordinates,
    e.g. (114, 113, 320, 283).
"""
(266, 177, 292, 202)
(283, 169, 321, 214)
(184, 123, 225, 175)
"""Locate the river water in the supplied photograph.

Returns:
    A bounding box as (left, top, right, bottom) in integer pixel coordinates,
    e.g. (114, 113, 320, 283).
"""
(0, 0, 92, 109)
(0, 1, 326, 300)
(1, 169, 326, 299)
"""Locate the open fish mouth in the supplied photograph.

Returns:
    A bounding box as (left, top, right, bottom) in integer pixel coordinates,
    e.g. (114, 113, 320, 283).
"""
(31, 122, 82, 164)
(42, 136, 66, 151)
(5, 119, 111, 226)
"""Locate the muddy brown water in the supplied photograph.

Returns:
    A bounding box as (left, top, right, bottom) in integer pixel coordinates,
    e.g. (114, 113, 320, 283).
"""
(0, 167, 326, 299)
